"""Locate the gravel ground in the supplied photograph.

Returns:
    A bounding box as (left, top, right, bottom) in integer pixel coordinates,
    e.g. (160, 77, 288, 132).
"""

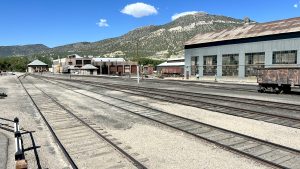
(0, 75, 69, 169)
(31, 76, 270, 169)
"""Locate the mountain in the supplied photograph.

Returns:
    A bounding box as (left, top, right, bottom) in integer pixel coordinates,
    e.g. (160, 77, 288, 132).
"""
(0, 13, 245, 59)
(0, 44, 49, 57)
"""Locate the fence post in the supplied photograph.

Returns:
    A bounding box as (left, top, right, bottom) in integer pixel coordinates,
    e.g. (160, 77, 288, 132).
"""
(14, 117, 28, 169)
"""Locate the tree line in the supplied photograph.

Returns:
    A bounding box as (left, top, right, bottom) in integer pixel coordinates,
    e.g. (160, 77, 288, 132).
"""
(0, 55, 164, 72)
(0, 55, 52, 72)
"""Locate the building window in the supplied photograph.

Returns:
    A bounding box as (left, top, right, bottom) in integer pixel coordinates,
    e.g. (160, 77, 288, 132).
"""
(191, 56, 198, 75)
(222, 54, 239, 76)
(245, 52, 265, 77)
(83, 60, 91, 65)
(203, 55, 217, 76)
(76, 60, 82, 65)
(272, 50, 297, 64)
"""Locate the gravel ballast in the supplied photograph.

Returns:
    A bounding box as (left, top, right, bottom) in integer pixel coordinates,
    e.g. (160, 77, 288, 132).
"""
(30, 76, 271, 169)
(0, 75, 69, 169)
(112, 91, 300, 151)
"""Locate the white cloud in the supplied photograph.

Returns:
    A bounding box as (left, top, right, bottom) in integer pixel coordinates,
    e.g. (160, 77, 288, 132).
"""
(97, 19, 109, 27)
(171, 11, 206, 21)
(121, 2, 158, 18)
(294, 1, 300, 8)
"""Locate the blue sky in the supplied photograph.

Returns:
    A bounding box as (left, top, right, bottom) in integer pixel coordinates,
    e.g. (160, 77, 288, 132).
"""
(0, 0, 299, 47)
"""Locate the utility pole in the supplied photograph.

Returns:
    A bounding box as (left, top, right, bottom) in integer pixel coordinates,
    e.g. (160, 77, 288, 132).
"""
(100, 60, 102, 75)
(137, 65, 139, 84)
(136, 41, 139, 60)
(136, 40, 139, 84)
(58, 55, 61, 74)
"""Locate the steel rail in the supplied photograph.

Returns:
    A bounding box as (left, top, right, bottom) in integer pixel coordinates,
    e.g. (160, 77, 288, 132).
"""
(24, 77, 147, 169)
(38, 76, 300, 169)
(45, 77, 300, 129)
(54, 74, 257, 92)
(17, 77, 79, 169)
(37, 75, 300, 110)
(85, 79, 300, 110)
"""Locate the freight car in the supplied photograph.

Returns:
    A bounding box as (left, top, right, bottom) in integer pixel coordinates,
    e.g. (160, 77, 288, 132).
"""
(257, 67, 300, 93)
(159, 66, 184, 76)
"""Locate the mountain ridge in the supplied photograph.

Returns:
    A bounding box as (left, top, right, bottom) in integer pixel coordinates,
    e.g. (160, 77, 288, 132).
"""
(0, 13, 245, 58)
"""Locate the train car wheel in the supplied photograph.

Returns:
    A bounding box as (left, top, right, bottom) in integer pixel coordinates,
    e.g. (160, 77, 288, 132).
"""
(274, 87, 282, 94)
(258, 86, 266, 93)
(257, 85, 262, 93)
(283, 86, 291, 93)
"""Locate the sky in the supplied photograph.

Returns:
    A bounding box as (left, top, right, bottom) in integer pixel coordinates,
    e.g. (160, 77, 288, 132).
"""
(0, 0, 300, 47)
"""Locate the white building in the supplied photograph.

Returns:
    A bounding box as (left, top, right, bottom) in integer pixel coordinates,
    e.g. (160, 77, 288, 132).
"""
(184, 17, 300, 80)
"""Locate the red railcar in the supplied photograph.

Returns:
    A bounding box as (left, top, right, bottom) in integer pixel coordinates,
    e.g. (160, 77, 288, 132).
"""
(257, 67, 300, 93)
(160, 66, 184, 75)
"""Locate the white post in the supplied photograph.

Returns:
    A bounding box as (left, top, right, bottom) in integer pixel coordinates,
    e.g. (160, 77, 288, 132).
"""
(137, 65, 140, 84)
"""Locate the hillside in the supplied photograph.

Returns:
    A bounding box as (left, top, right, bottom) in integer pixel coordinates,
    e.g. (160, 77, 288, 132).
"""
(0, 13, 244, 59)
(0, 44, 49, 57)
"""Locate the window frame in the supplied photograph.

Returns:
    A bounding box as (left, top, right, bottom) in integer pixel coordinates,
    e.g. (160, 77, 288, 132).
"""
(203, 55, 217, 76)
(222, 54, 239, 76)
(272, 50, 297, 64)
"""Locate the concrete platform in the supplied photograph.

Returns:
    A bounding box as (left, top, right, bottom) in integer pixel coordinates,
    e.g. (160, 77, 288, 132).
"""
(0, 132, 8, 169)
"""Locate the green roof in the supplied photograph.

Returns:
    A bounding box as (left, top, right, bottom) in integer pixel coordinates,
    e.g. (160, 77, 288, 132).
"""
(28, 59, 48, 66)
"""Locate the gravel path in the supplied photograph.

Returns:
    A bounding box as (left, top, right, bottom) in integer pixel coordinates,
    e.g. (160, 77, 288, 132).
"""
(0, 75, 69, 169)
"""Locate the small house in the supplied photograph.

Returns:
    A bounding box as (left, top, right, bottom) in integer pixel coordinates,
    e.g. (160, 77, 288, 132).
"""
(27, 60, 48, 73)
(81, 64, 98, 75)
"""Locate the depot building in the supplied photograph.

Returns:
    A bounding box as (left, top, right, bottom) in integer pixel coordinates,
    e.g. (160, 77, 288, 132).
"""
(184, 17, 300, 80)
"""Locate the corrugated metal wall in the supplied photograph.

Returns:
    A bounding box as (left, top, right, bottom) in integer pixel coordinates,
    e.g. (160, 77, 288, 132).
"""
(185, 37, 300, 79)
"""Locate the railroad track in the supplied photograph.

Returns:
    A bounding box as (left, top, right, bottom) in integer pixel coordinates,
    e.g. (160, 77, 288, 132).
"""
(48, 74, 257, 92)
(34, 75, 300, 169)
(39, 75, 300, 129)
(18, 77, 147, 169)
(146, 78, 256, 92)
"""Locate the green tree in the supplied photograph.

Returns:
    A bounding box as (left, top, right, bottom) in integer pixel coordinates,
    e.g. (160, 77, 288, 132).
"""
(134, 57, 165, 68)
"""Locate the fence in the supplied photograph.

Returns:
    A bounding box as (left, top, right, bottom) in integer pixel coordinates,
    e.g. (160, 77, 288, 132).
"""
(0, 117, 41, 169)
